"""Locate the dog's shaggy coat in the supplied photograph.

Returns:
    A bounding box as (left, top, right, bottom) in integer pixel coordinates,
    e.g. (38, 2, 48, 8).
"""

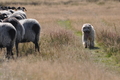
(81, 23, 95, 48)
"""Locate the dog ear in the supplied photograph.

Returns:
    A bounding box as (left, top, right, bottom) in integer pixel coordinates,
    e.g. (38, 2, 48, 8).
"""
(88, 24, 91, 27)
(88, 24, 92, 30)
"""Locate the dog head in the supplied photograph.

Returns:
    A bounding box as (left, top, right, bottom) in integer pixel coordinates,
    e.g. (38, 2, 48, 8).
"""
(82, 23, 94, 37)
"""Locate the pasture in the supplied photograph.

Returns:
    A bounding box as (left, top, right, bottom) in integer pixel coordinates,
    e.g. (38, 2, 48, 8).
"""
(0, 0, 120, 80)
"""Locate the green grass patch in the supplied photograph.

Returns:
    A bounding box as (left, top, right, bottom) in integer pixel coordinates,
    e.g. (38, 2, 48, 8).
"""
(57, 20, 82, 36)
(75, 31, 82, 36)
(57, 20, 72, 29)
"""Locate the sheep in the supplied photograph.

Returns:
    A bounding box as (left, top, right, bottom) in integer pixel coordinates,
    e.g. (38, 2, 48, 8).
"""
(0, 12, 26, 20)
(10, 7, 27, 20)
(0, 6, 8, 10)
(8, 6, 16, 10)
(17, 7, 27, 11)
(3, 17, 25, 57)
(0, 6, 16, 10)
(0, 7, 27, 20)
(0, 22, 16, 59)
(2, 10, 27, 20)
(9, 12, 27, 20)
(19, 19, 41, 53)
(0, 10, 13, 16)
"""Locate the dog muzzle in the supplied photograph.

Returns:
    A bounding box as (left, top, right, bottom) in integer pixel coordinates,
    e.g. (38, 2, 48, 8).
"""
(84, 31, 90, 37)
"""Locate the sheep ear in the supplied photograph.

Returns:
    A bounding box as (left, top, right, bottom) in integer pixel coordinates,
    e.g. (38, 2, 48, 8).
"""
(3, 14, 8, 18)
(9, 10, 14, 14)
(24, 8, 27, 11)
(17, 7, 21, 9)
(23, 7, 27, 11)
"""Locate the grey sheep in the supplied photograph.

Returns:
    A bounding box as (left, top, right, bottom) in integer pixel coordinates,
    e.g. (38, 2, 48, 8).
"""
(19, 19, 41, 55)
(0, 9, 27, 20)
(0, 22, 17, 59)
(10, 10, 27, 20)
(3, 17, 25, 57)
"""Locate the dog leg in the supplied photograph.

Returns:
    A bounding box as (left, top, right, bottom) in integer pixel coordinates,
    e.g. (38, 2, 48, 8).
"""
(83, 41, 87, 48)
(89, 40, 94, 48)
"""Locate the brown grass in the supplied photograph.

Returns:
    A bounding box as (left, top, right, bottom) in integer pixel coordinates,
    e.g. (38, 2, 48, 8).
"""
(1, 55, 120, 80)
(0, 0, 120, 80)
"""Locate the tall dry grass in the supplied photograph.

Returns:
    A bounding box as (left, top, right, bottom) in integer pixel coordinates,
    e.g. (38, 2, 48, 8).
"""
(1, 55, 120, 80)
(0, 0, 120, 80)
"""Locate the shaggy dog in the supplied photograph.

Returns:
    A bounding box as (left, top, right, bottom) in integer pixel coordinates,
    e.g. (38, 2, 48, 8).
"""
(81, 23, 95, 48)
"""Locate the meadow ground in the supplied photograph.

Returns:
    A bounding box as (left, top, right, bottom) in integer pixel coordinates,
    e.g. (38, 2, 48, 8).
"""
(0, 0, 120, 80)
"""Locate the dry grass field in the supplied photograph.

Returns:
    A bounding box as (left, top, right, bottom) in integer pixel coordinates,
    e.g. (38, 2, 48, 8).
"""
(0, 0, 120, 80)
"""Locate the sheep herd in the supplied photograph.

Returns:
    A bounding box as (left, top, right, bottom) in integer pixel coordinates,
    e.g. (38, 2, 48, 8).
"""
(0, 6, 41, 59)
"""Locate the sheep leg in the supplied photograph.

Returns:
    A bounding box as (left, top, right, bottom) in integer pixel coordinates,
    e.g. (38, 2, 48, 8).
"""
(11, 50, 14, 60)
(6, 47, 13, 59)
(15, 42, 19, 57)
(34, 42, 39, 52)
(6, 47, 10, 59)
(6, 52, 10, 60)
